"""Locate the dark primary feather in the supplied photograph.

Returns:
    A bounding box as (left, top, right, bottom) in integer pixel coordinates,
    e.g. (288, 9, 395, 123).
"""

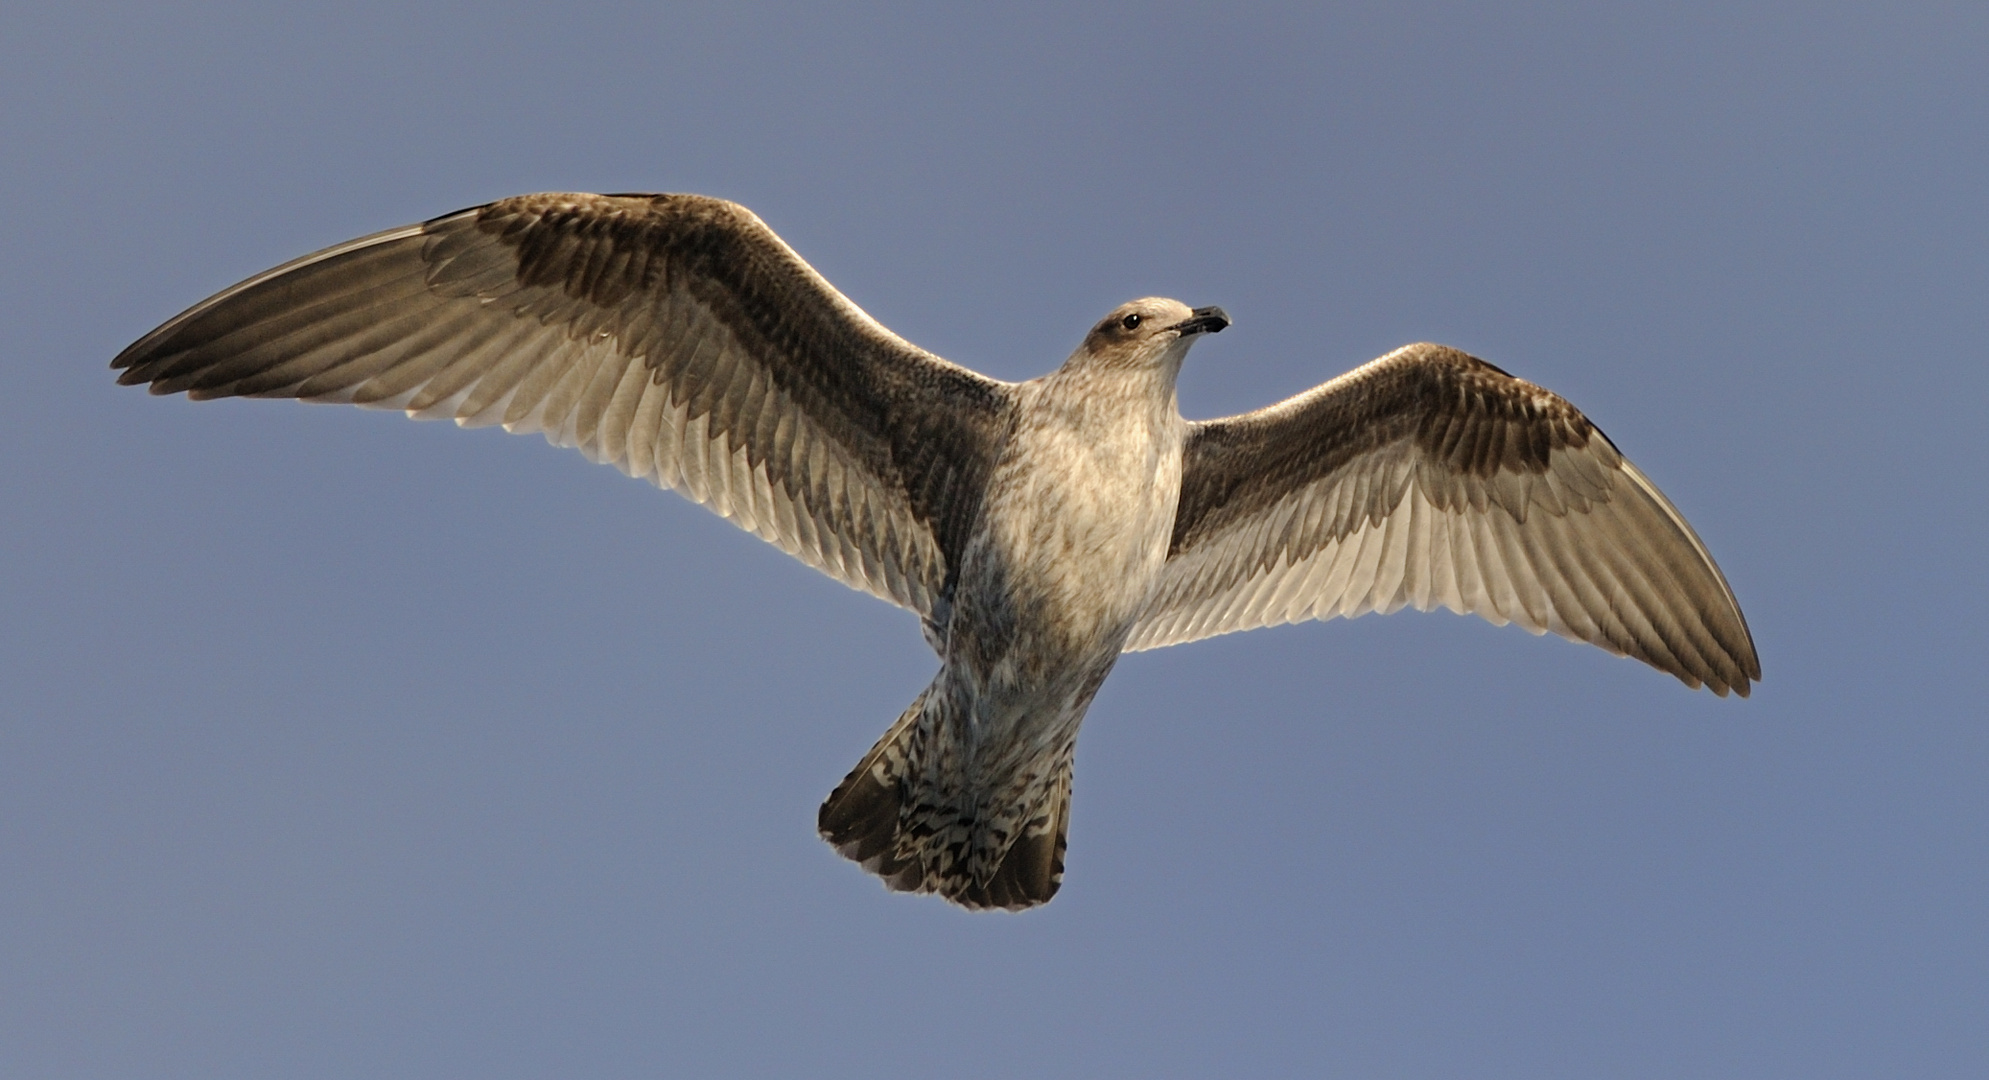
(1133, 343, 1760, 696)
(113, 192, 1016, 616)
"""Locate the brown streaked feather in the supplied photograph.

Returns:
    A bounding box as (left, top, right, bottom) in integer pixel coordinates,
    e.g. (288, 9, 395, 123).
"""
(113, 192, 1017, 617)
(817, 685, 1072, 911)
(1132, 343, 1760, 696)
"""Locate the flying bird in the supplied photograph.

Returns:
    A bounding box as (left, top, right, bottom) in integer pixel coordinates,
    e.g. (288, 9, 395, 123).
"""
(114, 192, 1760, 910)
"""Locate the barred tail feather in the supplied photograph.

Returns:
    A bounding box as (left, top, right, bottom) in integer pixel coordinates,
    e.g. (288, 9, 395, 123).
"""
(817, 686, 1071, 911)
(817, 691, 931, 895)
(976, 768, 1069, 911)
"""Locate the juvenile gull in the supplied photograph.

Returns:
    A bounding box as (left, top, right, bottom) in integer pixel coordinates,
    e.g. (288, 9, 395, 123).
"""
(114, 191, 1760, 910)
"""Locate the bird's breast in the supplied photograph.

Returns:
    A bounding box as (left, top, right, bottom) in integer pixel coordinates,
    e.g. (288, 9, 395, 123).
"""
(962, 402, 1185, 659)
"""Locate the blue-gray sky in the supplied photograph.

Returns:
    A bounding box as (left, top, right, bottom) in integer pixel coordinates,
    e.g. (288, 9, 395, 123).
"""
(5, 3, 1986, 1076)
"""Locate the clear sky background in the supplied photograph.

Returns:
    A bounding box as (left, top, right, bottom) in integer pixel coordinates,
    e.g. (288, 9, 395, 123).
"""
(4, 3, 1985, 1077)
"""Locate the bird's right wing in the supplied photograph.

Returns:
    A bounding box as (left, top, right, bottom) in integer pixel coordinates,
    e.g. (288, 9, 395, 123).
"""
(1129, 343, 1759, 696)
(114, 192, 1017, 618)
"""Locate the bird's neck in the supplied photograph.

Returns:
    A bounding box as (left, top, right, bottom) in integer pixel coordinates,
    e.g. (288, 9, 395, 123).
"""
(1034, 353, 1184, 433)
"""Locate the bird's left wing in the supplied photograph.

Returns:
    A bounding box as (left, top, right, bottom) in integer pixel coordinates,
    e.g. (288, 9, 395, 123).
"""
(1127, 343, 1759, 696)
(114, 192, 1016, 618)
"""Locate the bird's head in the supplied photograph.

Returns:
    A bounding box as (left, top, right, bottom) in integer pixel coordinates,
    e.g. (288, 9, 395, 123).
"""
(1072, 298, 1230, 376)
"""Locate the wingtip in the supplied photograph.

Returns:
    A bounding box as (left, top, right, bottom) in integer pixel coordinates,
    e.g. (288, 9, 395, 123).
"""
(1723, 641, 1763, 698)
(1706, 667, 1759, 699)
(109, 343, 151, 379)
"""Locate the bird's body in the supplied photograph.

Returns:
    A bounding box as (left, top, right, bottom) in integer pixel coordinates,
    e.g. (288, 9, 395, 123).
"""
(115, 191, 1759, 910)
(823, 314, 1199, 906)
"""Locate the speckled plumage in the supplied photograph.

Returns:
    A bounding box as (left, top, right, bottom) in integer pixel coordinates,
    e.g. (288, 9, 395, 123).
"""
(113, 191, 1759, 911)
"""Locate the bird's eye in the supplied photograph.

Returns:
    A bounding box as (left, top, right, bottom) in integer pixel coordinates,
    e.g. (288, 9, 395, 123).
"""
(1120, 313, 1142, 330)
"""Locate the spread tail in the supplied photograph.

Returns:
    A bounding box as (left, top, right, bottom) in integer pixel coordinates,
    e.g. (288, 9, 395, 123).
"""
(818, 685, 1071, 911)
